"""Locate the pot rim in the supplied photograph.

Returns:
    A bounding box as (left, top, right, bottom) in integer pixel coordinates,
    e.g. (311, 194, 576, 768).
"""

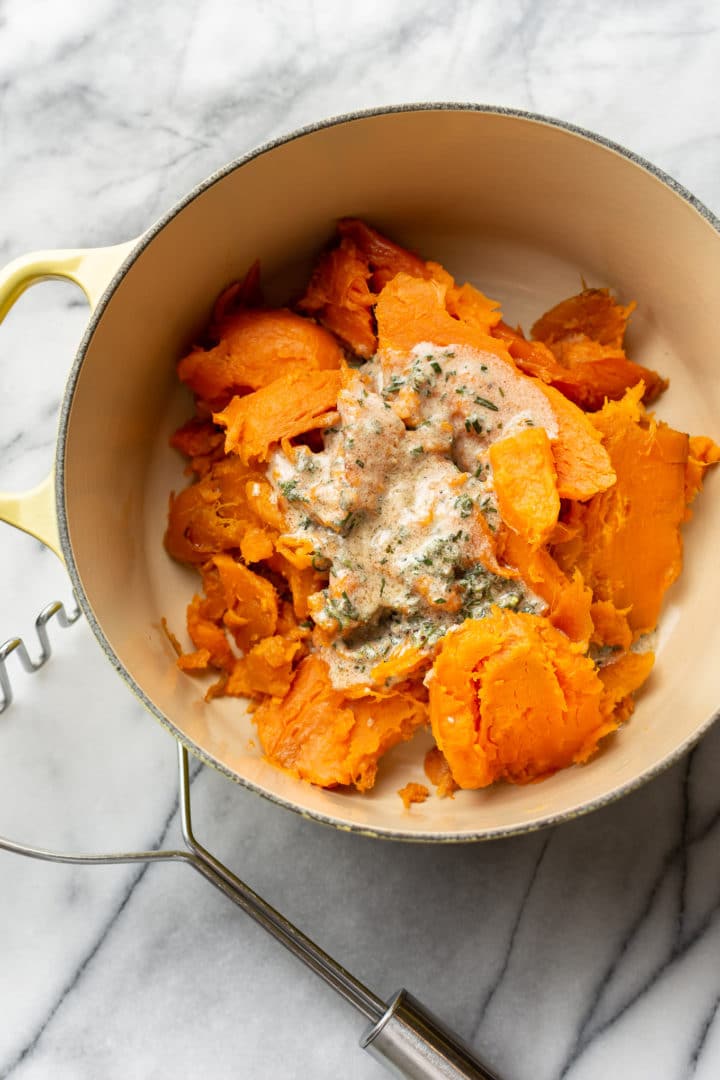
(54, 101, 720, 843)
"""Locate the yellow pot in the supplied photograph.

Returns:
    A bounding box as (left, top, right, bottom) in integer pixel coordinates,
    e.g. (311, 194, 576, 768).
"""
(2, 105, 719, 840)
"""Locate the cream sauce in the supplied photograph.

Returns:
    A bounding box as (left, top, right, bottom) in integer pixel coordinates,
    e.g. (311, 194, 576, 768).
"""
(268, 343, 553, 688)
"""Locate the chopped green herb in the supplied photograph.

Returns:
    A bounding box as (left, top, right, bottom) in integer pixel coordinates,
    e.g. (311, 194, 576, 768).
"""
(279, 480, 304, 502)
(383, 375, 404, 397)
(455, 495, 474, 517)
(355, 459, 365, 468)
(433, 597, 447, 605)
(430, 360, 442, 374)
(410, 445, 424, 456)
(474, 396, 499, 411)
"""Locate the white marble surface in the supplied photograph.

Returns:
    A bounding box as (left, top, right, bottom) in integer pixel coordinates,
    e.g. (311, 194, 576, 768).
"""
(1, 2, 720, 1078)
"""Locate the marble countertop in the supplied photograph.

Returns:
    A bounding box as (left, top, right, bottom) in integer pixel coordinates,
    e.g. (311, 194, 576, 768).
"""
(2, 2, 720, 1077)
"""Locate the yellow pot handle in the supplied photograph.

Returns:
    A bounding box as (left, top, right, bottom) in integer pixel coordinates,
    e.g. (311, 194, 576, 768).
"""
(0, 239, 137, 560)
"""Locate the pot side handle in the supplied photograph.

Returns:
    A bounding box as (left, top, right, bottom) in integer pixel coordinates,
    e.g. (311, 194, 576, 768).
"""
(0, 240, 137, 559)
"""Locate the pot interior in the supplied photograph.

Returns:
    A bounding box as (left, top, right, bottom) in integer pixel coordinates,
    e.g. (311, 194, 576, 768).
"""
(61, 108, 720, 839)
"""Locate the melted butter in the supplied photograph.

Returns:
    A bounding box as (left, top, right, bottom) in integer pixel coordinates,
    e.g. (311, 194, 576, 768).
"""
(267, 343, 551, 689)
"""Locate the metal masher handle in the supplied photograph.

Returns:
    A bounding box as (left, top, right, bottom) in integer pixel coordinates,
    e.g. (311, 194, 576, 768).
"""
(0, 611, 498, 1079)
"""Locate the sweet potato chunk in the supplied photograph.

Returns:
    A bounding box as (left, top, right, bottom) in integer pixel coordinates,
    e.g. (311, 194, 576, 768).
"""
(254, 656, 427, 790)
(499, 530, 593, 645)
(226, 635, 303, 699)
(553, 386, 689, 636)
(532, 288, 635, 348)
(178, 308, 343, 402)
(213, 553, 279, 654)
(165, 456, 280, 565)
(539, 383, 616, 501)
(685, 434, 720, 510)
(492, 290, 667, 411)
(429, 609, 612, 788)
(298, 240, 377, 357)
(214, 369, 342, 463)
(398, 782, 430, 809)
(599, 651, 655, 724)
(489, 427, 560, 547)
(338, 219, 429, 288)
(375, 273, 511, 361)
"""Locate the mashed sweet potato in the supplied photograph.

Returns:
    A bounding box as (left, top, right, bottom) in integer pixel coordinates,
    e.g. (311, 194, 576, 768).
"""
(165, 221, 718, 795)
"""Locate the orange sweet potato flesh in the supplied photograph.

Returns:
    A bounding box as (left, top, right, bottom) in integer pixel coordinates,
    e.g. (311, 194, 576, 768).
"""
(590, 600, 632, 649)
(165, 456, 281, 565)
(532, 288, 635, 348)
(298, 218, 432, 357)
(489, 427, 560, 547)
(226, 635, 303, 699)
(685, 434, 720, 510)
(170, 418, 226, 478)
(214, 368, 342, 463)
(375, 273, 511, 361)
(398, 782, 430, 809)
(424, 747, 458, 798)
(254, 655, 427, 790)
(539, 383, 616, 500)
(499, 530, 593, 645)
(599, 651, 655, 723)
(553, 386, 689, 636)
(429, 609, 612, 789)
(212, 553, 279, 653)
(338, 218, 430, 290)
(492, 289, 668, 411)
(178, 308, 343, 403)
(165, 222, 719, 797)
(298, 241, 377, 357)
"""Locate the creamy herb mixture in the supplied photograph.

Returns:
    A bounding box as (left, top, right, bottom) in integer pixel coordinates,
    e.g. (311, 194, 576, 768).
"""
(268, 343, 557, 687)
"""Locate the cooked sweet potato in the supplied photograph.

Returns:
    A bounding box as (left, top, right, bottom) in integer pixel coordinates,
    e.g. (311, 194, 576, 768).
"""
(429, 609, 612, 789)
(553, 385, 690, 636)
(214, 368, 342, 463)
(532, 288, 635, 348)
(538, 383, 616, 501)
(498, 530, 593, 645)
(254, 656, 427, 790)
(165, 456, 281, 565)
(226, 634, 303, 699)
(398, 782, 430, 808)
(375, 273, 510, 361)
(298, 218, 432, 356)
(489, 427, 560, 547)
(599, 650, 655, 724)
(165, 222, 718, 799)
(178, 308, 343, 403)
(424, 747, 459, 798)
(492, 290, 668, 411)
